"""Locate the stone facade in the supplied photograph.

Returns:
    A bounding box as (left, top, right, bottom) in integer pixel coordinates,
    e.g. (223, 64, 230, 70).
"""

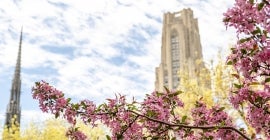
(155, 8, 205, 91)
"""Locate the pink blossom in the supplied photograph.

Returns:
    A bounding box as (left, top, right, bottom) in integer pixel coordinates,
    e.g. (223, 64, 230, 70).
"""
(66, 127, 87, 140)
(64, 106, 77, 124)
(224, 0, 270, 138)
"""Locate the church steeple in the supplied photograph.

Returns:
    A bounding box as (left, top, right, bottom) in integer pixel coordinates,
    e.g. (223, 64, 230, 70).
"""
(5, 27, 23, 128)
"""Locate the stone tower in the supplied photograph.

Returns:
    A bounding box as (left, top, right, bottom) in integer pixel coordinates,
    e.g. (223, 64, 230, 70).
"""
(5, 28, 22, 128)
(155, 8, 205, 91)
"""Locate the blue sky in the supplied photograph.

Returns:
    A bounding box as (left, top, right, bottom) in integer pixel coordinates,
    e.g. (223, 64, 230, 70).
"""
(0, 0, 236, 132)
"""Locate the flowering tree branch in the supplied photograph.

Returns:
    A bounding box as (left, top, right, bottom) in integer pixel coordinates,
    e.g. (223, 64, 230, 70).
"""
(128, 110, 250, 140)
(224, 0, 270, 138)
(32, 81, 248, 139)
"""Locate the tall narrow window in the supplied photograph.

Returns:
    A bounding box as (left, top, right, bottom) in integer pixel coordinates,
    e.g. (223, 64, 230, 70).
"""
(186, 32, 190, 58)
(164, 70, 168, 88)
(171, 30, 180, 89)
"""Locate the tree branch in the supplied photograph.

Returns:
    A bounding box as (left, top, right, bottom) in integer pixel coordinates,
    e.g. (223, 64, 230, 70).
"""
(119, 115, 139, 137)
(128, 110, 251, 140)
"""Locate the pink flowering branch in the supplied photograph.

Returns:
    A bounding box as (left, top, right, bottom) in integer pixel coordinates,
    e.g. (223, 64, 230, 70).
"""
(32, 81, 249, 140)
(128, 110, 250, 140)
(75, 108, 250, 139)
(224, 0, 270, 138)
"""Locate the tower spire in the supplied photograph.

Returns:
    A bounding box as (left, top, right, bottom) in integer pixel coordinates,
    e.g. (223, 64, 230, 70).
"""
(5, 27, 23, 128)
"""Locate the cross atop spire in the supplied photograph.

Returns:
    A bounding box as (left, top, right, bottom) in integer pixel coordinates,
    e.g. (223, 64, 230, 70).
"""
(5, 27, 23, 128)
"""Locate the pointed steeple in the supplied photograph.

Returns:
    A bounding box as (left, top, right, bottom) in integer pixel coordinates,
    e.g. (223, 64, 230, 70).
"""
(5, 27, 23, 128)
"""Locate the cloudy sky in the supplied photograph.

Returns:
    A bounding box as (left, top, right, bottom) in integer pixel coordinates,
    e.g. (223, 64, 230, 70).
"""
(0, 0, 236, 131)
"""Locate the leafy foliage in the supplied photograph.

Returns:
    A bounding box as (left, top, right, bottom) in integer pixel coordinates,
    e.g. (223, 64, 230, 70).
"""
(2, 116, 20, 140)
(2, 118, 107, 140)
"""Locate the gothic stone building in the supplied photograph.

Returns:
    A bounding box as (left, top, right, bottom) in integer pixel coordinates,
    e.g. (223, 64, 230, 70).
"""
(155, 8, 206, 91)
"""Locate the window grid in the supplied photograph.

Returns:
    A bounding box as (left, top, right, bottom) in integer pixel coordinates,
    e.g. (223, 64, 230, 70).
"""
(171, 34, 180, 89)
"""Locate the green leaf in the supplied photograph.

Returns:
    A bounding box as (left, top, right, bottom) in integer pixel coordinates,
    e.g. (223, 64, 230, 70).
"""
(231, 74, 239, 79)
(251, 27, 261, 35)
(146, 110, 155, 117)
(265, 78, 270, 83)
(217, 107, 225, 112)
(239, 38, 247, 43)
(164, 86, 170, 93)
(255, 97, 263, 103)
(250, 48, 257, 56)
(258, 2, 265, 11)
(87, 118, 91, 123)
(106, 135, 111, 140)
(156, 92, 163, 97)
(55, 112, 59, 118)
(35, 82, 39, 85)
(81, 101, 86, 107)
(175, 90, 183, 95)
(249, 0, 254, 4)
(263, 30, 268, 36)
(116, 134, 123, 139)
(220, 121, 225, 126)
(67, 98, 71, 103)
(72, 103, 79, 110)
(240, 49, 247, 54)
(234, 83, 242, 89)
(226, 61, 233, 65)
(223, 17, 231, 22)
(168, 91, 182, 97)
(239, 37, 251, 44)
(171, 137, 177, 140)
(170, 109, 175, 116)
(230, 47, 236, 51)
(157, 123, 162, 130)
(182, 115, 187, 123)
(250, 82, 260, 85)
(152, 136, 160, 140)
(239, 128, 245, 132)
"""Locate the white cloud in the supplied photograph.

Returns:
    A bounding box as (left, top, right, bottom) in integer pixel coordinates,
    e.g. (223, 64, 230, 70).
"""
(21, 110, 54, 125)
